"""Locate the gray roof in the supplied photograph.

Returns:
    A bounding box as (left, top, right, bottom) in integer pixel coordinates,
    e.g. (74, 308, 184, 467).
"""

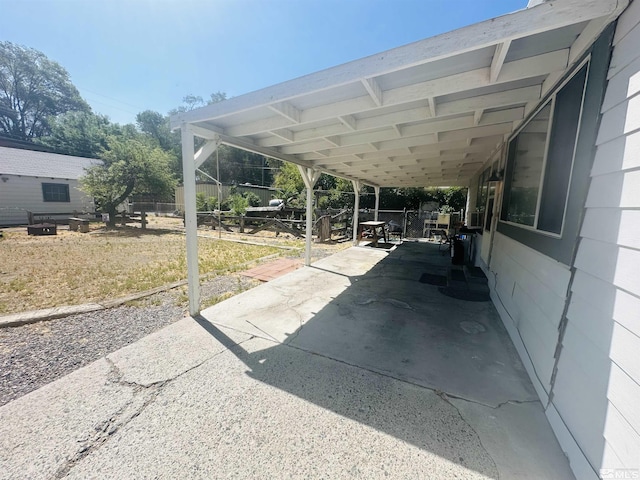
(0, 146, 101, 179)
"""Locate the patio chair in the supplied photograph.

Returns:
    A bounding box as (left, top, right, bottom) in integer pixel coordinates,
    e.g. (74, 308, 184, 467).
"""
(436, 229, 451, 255)
(386, 220, 403, 241)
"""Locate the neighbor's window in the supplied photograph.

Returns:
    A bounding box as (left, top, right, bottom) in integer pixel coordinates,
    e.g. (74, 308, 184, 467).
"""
(501, 62, 588, 235)
(42, 183, 70, 202)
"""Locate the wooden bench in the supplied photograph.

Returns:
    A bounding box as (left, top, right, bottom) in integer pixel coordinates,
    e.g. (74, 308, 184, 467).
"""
(69, 217, 90, 233)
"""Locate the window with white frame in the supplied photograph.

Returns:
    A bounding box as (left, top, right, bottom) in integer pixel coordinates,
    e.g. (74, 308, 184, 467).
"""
(501, 62, 588, 235)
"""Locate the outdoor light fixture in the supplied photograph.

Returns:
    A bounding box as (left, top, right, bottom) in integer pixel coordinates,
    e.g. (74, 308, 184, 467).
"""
(487, 169, 504, 183)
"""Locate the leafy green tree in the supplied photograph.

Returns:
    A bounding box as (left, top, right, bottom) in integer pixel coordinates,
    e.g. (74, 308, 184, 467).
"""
(272, 161, 304, 201)
(136, 110, 177, 152)
(37, 111, 111, 158)
(135, 109, 181, 178)
(169, 91, 227, 115)
(0, 41, 89, 140)
(80, 137, 176, 227)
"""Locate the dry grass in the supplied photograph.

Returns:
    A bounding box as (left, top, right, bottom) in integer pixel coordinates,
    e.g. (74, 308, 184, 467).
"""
(0, 226, 281, 314)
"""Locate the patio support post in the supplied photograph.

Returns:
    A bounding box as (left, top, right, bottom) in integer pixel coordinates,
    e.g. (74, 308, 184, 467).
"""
(297, 165, 321, 266)
(373, 186, 380, 221)
(181, 123, 200, 316)
(351, 180, 361, 245)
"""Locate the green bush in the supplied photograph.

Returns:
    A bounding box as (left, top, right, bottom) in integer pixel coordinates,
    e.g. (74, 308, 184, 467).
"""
(243, 191, 261, 207)
(229, 194, 249, 216)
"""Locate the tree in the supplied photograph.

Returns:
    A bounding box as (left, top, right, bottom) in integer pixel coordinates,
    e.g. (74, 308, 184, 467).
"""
(272, 161, 305, 205)
(0, 41, 89, 140)
(136, 110, 177, 152)
(168, 91, 227, 115)
(37, 111, 111, 158)
(80, 136, 176, 227)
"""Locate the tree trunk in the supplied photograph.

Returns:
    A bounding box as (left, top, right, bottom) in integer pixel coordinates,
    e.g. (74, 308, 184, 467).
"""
(106, 206, 117, 228)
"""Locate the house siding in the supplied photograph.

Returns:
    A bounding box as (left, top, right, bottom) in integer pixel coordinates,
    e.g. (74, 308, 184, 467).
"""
(489, 232, 571, 402)
(553, 2, 640, 475)
(0, 175, 94, 225)
(482, 12, 640, 479)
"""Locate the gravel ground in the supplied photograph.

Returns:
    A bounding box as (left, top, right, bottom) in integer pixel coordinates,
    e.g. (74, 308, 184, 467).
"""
(0, 242, 345, 407)
(0, 274, 258, 407)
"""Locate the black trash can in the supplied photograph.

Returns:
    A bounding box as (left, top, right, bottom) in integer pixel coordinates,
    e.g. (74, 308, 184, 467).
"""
(452, 237, 465, 265)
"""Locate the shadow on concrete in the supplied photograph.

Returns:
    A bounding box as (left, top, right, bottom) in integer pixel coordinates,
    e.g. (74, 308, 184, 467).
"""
(194, 241, 544, 478)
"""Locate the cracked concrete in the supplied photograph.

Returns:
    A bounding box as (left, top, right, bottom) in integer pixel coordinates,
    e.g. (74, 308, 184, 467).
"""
(0, 243, 574, 479)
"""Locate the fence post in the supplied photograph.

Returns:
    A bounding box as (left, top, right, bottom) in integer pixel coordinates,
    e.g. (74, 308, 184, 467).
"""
(141, 211, 147, 230)
(239, 215, 245, 233)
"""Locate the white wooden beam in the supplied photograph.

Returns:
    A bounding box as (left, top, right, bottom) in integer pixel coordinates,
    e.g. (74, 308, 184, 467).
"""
(427, 97, 437, 118)
(479, 107, 524, 125)
(194, 137, 221, 169)
(325, 136, 341, 147)
(352, 180, 361, 245)
(360, 49, 567, 107)
(438, 123, 514, 143)
(569, 17, 611, 65)
(171, 0, 625, 128)
(437, 85, 541, 117)
(190, 124, 223, 139)
(223, 50, 565, 138)
(268, 101, 301, 123)
(339, 115, 357, 131)
(217, 133, 313, 169)
(400, 116, 474, 138)
(297, 165, 322, 266)
(181, 124, 200, 316)
(270, 128, 295, 142)
(357, 106, 431, 131)
(362, 77, 383, 107)
(280, 139, 336, 155)
(490, 40, 512, 83)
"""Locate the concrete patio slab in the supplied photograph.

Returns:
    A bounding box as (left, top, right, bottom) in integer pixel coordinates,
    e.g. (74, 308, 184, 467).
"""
(203, 243, 536, 407)
(0, 243, 575, 479)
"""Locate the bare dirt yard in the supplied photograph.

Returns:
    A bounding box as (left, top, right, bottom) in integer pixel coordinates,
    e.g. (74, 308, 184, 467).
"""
(0, 216, 349, 315)
(0, 216, 351, 405)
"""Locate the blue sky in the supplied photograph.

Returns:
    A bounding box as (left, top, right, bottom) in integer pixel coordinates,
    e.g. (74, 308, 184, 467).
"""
(1, 0, 527, 125)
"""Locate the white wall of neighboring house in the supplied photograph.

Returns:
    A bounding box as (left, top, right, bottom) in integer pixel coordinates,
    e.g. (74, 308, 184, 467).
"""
(478, 3, 640, 479)
(0, 175, 95, 225)
(0, 147, 99, 226)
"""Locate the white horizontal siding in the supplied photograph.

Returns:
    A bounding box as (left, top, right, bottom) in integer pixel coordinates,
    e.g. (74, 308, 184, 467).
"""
(552, 5, 640, 475)
(591, 129, 640, 176)
(608, 0, 640, 79)
(0, 175, 94, 225)
(581, 208, 640, 250)
(489, 232, 571, 394)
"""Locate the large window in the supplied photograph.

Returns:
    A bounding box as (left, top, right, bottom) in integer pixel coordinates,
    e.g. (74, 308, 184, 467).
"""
(42, 183, 70, 202)
(501, 63, 588, 235)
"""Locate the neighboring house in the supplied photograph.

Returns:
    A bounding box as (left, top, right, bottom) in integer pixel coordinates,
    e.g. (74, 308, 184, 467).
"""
(0, 146, 100, 226)
(171, 1, 639, 478)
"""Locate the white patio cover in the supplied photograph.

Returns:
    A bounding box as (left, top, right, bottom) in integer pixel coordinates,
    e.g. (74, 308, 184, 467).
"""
(170, 0, 626, 314)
